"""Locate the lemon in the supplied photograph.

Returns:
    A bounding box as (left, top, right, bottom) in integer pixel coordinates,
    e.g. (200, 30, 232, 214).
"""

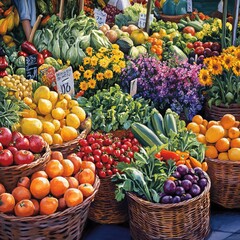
(21, 118, 43, 135)
(228, 148, 240, 161)
(68, 100, 79, 109)
(52, 119, 61, 132)
(66, 113, 80, 129)
(41, 133, 53, 145)
(52, 133, 63, 145)
(21, 109, 37, 118)
(33, 86, 51, 103)
(52, 107, 66, 120)
(42, 121, 55, 135)
(23, 97, 32, 105)
(49, 91, 58, 107)
(29, 103, 37, 110)
(45, 113, 53, 121)
(61, 126, 78, 142)
(55, 99, 68, 110)
(63, 93, 72, 102)
(38, 99, 52, 115)
(71, 106, 86, 122)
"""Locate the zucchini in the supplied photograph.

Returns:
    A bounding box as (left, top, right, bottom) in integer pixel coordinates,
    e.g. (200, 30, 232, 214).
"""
(151, 111, 166, 136)
(164, 113, 177, 137)
(131, 122, 164, 147)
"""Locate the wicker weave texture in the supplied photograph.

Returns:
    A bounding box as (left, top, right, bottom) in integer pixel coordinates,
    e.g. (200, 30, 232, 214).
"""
(206, 157, 240, 208)
(0, 176, 100, 240)
(127, 174, 211, 240)
(88, 177, 128, 224)
(205, 104, 240, 121)
(0, 144, 51, 192)
(159, 13, 189, 23)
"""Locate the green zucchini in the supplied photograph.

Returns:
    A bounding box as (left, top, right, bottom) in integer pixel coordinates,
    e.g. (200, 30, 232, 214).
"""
(164, 113, 177, 137)
(131, 122, 164, 147)
(151, 111, 166, 136)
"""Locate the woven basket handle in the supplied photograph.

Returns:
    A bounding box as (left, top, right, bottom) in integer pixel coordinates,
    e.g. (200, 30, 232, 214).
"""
(29, 14, 43, 43)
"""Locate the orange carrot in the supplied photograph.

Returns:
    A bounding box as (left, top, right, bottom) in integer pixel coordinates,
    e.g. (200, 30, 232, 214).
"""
(185, 159, 192, 169)
(189, 156, 202, 168)
(202, 162, 208, 172)
(176, 160, 186, 166)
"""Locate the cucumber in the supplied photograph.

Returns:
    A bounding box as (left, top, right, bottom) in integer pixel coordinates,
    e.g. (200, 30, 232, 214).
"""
(164, 113, 177, 137)
(131, 122, 164, 147)
(151, 112, 166, 136)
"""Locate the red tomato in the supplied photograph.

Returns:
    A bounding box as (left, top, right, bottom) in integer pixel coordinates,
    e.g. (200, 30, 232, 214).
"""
(194, 46, 205, 55)
(14, 137, 30, 151)
(183, 26, 196, 36)
(193, 41, 203, 49)
(14, 150, 34, 165)
(203, 42, 213, 49)
(0, 149, 13, 166)
(186, 42, 194, 49)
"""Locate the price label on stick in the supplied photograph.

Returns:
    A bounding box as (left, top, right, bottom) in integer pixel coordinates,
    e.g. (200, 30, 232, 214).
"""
(187, 0, 193, 12)
(130, 78, 138, 97)
(138, 13, 154, 29)
(55, 67, 75, 96)
(94, 8, 107, 27)
(25, 54, 38, 80)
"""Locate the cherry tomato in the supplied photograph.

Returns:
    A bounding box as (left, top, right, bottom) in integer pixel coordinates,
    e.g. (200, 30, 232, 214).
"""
(96, 162, 103, 169)
(96, 139, 104, 145)
(119, 154, 125, 162)
(105, 146, 113, 155)
(77, 152, 85, 158)
(79, 139, 88, 147)
(113, 149, 121, 158)
(93, 132, 101, 139)
(94, 155, 101, 162)
(112, 168, 119, 174)
(115, 141, 121, 148)
(131, 145, 140, 152)
(108, 157, 113, 165)
(121, 144, 128, 151)
(105, 163, 111, 170)
(106, 170, 113, 176)
(131, 138, 139, 145)
(186, 42, 194, 49)
(193, 41, 203, 49)
(98, 170, 106, 178)
(128, 132, 134, 139)
(87, 156, 95, 162)
(87, 137, 96, 145)
(124, 157, 131, 164)
(84, 146, 92, 154)
(124, 141, 132, 148)
(101, 154, 109, 163)
(120, 148, 125, 154)
(103, 138, 112, 146)
(93, 149, 102, 156)
(128, 151, 134, 158)
(91, 143, 100, 150)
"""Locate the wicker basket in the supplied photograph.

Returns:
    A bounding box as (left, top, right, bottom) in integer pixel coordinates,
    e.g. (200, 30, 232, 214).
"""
(159, 13, 189, 23)
(127, 174, 211, 240)
(88, 176, 128, 224)
(0, 143, 51, 192)
(205, 157, 240, 208)
(0, 176, 100, 240)
(51, 129, 89, 157)
(204, 103, 240, 121)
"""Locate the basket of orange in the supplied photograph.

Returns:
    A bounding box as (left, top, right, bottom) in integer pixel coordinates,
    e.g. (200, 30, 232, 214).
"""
(0, 151, 100, 240)
(187, 113, 240, 208)
(0, 127, 51, 192)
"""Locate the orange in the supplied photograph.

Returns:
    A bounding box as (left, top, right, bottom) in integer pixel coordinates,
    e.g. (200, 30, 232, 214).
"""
(220, 114, 236, 129)
(0, 193, 15, 213)
(12, 186, 31, 203)
(58, 197, 67, 211)
(50, 176, 69, 198)
(218, 152, 229, 161)
(67, 153, 82, 174)
(78, 183, 94, 198)
(42, 121, 55, 135)
(187, 122, 200, 134)
(45, 159, 64, 179)
(215, 138, 230, 152)
(40, 196, 58, 215)
(192, 115, 203, 125)
(234, 121, 240, 128)
(228, 148, 240, 161)
(41, 133, 53, 145)
(230, 138, 240, 148)
(30, 177, 50, 199)
(61, 126, 78, 142)
(78, 169, 95, 185)
(64, 188, 83, 207)
(31, 198, 40, 216)
(202, 119, 208, 128)
(228, 127, 240, 139)
(205, 125, 225, 143)
(17, 177, 31, 189)
(51, 151, 63, 162)
(207, 120, 219, 129)
(205, 145, 218, 159)
(81, 161, 96, 174)
(14, 199, 35, 217)
(61, 159, 74, 177)
(66, 177, 79, 188)
(66, 113, 80, 129)
(31, 171, 48, 181)
(199, 124, 207, 135)
(0, 183, 6, 195)
(71, 106, 86, 122)
(197, 134, 207, 144)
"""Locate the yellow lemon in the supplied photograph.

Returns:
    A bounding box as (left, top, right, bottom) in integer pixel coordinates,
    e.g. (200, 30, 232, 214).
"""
(52, 133, 63, 145)
(29, 103, 37, 110)
(66, 113, 80, 129)
(60, 126, 78, 142)
(41, 133, 53, 145)
(38, 99, 52, 115)
(49, 91, 58, 107)
(45, 113, 53, 121)
(71, 106, 86, 122)
(23, 97, 32, 105)
(68, 100, 78, 109)
(21, 109, 37, 118)
(21, 118, 43, 135)
(52, 119, 61, 132)
(51, 107, 66, 120)
(63, 93, 72, 102)
(42, 121, 55, 135)
(33, 86, 50, 103)
(55, 99, 68, 110)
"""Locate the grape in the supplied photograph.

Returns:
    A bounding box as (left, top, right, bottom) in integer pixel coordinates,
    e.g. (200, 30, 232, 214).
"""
(194, 167, 204, 176)
(192, 175, 199, 184)
(163, 180, 176, 195)
(175, 186, 185, 196)
(181, 180, 192, 191)
(172, 171, 181, 179)
(198, 178, 208, 190)
(183, 174, 194, 182)
(161, 195, 173, 204)
(173, 196, 181, 203)
(174, 180, 182, 186)
(189, 184, 201, 197)
(181, 193, 192, 201)
(176, 165, 189, 176)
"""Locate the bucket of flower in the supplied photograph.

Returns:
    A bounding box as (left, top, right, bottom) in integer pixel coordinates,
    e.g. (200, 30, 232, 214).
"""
(199, 45, 240, 121)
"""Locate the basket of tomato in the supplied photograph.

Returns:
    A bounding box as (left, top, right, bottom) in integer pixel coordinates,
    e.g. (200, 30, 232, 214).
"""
(77, 130, 141, 224)
(0, 127, 51, 192)
(0, 151, 100, 240)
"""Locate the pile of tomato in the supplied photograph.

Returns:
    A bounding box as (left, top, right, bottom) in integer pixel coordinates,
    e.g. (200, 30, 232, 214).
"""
(148, 37, 163, 59)
(77, 131, 141, 178)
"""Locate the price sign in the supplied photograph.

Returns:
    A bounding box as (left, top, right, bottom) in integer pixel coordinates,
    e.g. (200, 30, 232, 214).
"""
(187, 0, 193, 12)
(138, 13, 154, 29)
(38, 66, 57, 91)
(94, 8, 107, 27)
(130, 78, 138, 97)
(55, 66, 75, 96)
(25, 54, 38, 80)
(108, 0, 118, 6)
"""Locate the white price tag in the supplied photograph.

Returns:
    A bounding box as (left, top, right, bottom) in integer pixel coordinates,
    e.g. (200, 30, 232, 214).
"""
(94, 8, 107, 27)
(55, 67, 75, 96)
(130, 79, 138, 97)
(138, 13, 154, 29)
(187, 0, 193, 12)
(108, 0, 118, 6)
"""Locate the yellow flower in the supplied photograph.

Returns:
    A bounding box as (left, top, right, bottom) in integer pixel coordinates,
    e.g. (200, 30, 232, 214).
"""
(66, 60, 71, 66)
(88, 79, 97, 89)
(73, 70, 81, 80)
(79, 81, 89, 91)
(113, 64, 121, 73)
(195, 32, 204, 40)
(84, 69, 93, 79)
(119, 61, 126, 69)
(83, 57, 91, 65)
(57, 59, 63, 65)
(79, 65, 85, 72)
(232, 62, 240, 77)
(96, 72, 104, 81)
(111, 55, 120, 63)
(209, 60, 223, 75)
(96, 53, 104, 58)
(203, 57, 211, 66)
(212, 27, 217, 32)
(99, 47, 107, 53)
(234, 48, 240, 61)
(86, 47, 93, 56)
(222, 54, 234, 70)
(226, 22, 232, 31)
(104, 70, 113, 79)
(91, 56, 98, 66)
(112, 44, 119, 50)
(99, 58, 110, 68)
(199, 69, 212, 86)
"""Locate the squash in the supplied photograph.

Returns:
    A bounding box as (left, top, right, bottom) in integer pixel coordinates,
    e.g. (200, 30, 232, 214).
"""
(0, 18, 8, 35)
(116, 37, 134, 54)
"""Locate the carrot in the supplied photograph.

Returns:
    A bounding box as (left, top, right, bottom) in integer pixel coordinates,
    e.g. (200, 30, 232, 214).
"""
(168, 176, 176, 181)
(185, 159, 192, 169)
(176, 160, 186, 166)
(202, 162, 208, 172)
(189, 156, 202, 168)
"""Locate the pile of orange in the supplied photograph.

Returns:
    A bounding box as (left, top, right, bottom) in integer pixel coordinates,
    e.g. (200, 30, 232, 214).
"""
(0, 151, 96, 217)
(187, 114, 240, 161)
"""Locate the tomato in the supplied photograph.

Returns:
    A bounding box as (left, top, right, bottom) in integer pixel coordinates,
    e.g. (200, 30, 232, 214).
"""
(94, 155, 101, 162)
(186, 42, 194, 49)
(77, 152, 85, 158)
(112, 168, 119, 174)
(124, 141, 132, 148)
(0, 127, 12, 147)
(131, 138, 139, 145)
(87, 137, 95, 145)
(121, 144, 128, 151)
(131, 145, 140, 152)
(120, 148, 125, 154)
(105, 163, 111, 170)
(119, 154, 125, 162)
(108, 157, 113, 165)
(98, 170, 106, 178)
(14, 137, 30, 150)
(101, 154, 109, 163)
(87, 156, 95, 162)
(96, 138, 104, 145)
(113, 149, 121, 158)
(84, 146, 92, 154)
(79, 139, 88, 147)
(105, 146, 113, 155)
(12, 131, 24, 143)
(194, 46, 205, 55)
(128, 151, 134, 158)
(0, 149, 13, 166)
(203, 42, 213, 49)
(93, 149, 102, 156)
(106, 170, 113, 176)
(103, 138, 112, 146)
(183, 26, 195, 36)
(96, 161, 103, 169)
(115, 141, 121, 148)
(14, 150, 34, 165)
(93, 132, 101, 139)
(124, 157, 131, 164)
(193, 41, 203, 49)
(91, 143, 100, 150)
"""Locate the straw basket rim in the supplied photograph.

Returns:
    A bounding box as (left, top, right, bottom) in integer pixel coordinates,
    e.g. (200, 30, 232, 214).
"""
(206, 157, 240, 165)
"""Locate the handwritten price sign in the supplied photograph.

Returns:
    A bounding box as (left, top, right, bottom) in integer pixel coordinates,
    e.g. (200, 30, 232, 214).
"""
(55, 67, 75, 96)
(138, 13, 154, 29)
(94, 8, 107, 27)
